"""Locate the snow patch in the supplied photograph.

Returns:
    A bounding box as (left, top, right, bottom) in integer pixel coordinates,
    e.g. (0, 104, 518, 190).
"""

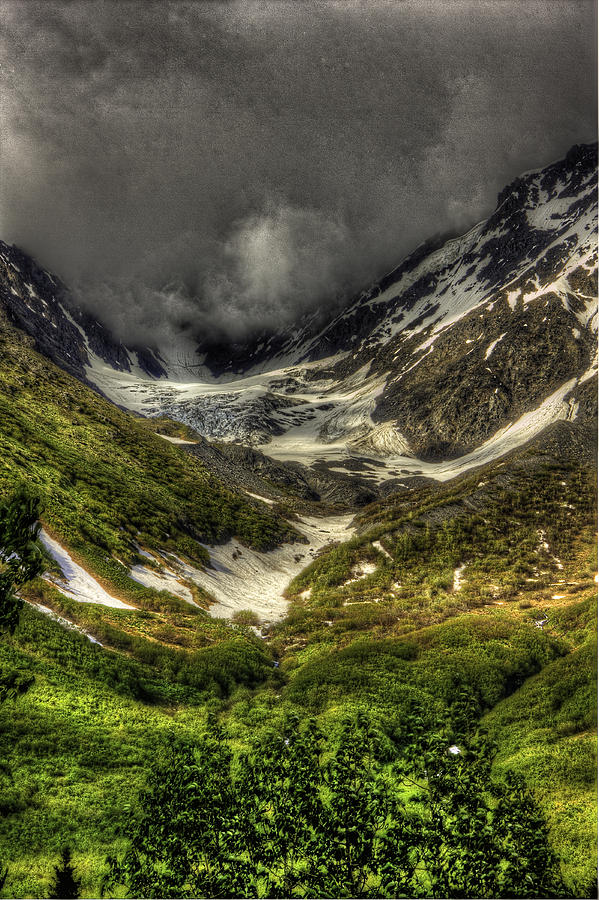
(507, 290, 520, 310)
(245, 491, 275, 505)
(343, 561, 378, 586)
(537, 529, 564, 570)
(175, 514, 355, 622)
(128, 563, 197, 605)
(372, 540, 393, 561)
(484, 333, 507, 360)
(40, 530, 135, 609)
(157, 434, 198, 445)
(452, 564, 466, 592)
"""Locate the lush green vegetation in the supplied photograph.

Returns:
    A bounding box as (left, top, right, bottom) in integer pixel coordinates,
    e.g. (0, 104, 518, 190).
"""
(280, 614, 568, 715)
(0, 326, 595, 898)
(0, 319, 296, 585)
(0, 604, 279, 897)
(2, 590, 595, 897)
(0, 486, 45, 890)
(106, 714, 568, 899)
(0, 487, 44, 635)
(278, 453, 596, 647)
(264, 450, 596, 896)
(3, 594, 593, 896)
(9, 604, 273, 701)
(484, 598, 597, 892)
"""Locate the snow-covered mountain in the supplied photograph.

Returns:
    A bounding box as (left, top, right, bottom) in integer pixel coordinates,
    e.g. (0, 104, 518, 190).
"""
(0, 241, 169, 382)
(1, 143, 596, 481)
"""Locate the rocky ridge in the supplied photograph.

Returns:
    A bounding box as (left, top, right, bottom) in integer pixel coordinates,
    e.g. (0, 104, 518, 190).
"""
(0, 240, 167, 384)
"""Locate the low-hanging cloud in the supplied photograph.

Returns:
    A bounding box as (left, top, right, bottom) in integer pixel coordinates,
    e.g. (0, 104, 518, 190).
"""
(75, 203, 355, 346)
(203, 202, 354, 339)
(0, 0, 596, 346)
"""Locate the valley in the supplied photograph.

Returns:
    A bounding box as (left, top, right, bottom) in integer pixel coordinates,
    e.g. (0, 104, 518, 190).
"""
(0, 143, 596, 898)
(75, 143, 597, 476)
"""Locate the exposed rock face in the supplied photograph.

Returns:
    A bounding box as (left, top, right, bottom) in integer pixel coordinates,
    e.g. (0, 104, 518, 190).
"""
(185, 438, 380, 511)
(0, 240, 167, 384)
(369, 292, 594, 459)
(0, 241, 91, 379)
(299, 143, 597, 459)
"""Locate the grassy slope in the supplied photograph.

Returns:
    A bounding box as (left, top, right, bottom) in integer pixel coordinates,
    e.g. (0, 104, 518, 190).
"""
(0, 315, 295, 572)
(258, 437, 597, 893)
(276, 438, 596, 648)
(0, 312, 302, 649)
(0, 601, 283, 898)
(0, 310, 596, 895)
(0, 608, 221, 897)
(484, 599, 597, 892)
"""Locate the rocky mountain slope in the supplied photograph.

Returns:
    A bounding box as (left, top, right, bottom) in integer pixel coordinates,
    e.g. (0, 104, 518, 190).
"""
(0, 241, 167, 382)
(1, 143, 596, 476)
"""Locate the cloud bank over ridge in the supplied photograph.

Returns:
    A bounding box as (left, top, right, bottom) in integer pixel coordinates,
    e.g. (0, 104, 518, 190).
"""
(0, 0, 596, 345)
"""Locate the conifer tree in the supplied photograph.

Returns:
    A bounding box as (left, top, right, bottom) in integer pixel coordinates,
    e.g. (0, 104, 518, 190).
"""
(48, 848, 81, 900)
(0, 486, 43, 633)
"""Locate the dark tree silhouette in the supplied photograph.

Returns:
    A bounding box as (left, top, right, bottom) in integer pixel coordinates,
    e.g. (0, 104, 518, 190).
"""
(0, 486, 43, 633)
(106, 713, 570, 899)
(48, 848, 81, 900)
(0, 487, 44, 893)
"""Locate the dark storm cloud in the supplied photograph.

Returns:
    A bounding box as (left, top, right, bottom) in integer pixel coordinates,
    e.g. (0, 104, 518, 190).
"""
(0, 0, 596, 345)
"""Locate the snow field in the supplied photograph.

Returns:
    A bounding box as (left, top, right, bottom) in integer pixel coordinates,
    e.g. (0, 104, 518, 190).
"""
(40, 530, 135, 609)
(188, 514, 355, 623)
(38, 518, 356, 626)
(128, 561, 198, 605)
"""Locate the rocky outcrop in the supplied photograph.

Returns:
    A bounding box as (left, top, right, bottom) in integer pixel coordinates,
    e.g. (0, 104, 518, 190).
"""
(0, 240, 167, 385)
(184, 438, 379, 511)
(370, 292, 595, 459)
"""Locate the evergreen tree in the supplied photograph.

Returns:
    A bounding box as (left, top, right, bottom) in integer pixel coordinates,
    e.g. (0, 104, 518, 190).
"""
(48, 847, 81, 900)
(0, 485, 43, 634)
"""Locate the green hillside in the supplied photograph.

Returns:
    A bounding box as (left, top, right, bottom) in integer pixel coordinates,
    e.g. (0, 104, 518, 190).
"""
(485, 624, 597, 891)
(277, 429, 596, 650)
(0, 310, 596, 896)
(0, 312, 298, 629)
(260, 434, 597, 895)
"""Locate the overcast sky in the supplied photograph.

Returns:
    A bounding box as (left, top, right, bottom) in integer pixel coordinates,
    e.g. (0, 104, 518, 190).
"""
(1, 0, 596, 346)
